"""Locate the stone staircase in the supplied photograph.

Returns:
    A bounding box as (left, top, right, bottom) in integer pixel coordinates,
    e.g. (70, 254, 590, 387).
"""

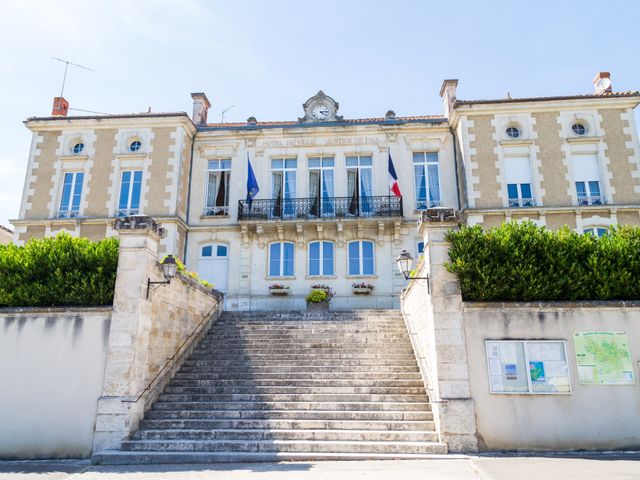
(94, 310, 446, 463)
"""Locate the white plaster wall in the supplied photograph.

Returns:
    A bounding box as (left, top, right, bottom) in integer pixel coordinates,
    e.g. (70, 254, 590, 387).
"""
(463, 302, 640, 451)
(0, 307, 111, 458)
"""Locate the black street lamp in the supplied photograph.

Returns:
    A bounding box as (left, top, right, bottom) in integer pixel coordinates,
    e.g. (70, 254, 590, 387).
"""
(147, 255, 178, 298)
(395, 249, 430, 290)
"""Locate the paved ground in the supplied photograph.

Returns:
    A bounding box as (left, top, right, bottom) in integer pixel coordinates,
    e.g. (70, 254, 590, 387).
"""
(1, 454, 639, 480)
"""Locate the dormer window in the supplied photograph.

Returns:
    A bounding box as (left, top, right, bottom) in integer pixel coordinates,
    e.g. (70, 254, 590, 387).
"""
(571, 123, 587, 136)
(129, 140, 142, 152)
(506, 126, 521, 139)
(72, 142, 85, 154)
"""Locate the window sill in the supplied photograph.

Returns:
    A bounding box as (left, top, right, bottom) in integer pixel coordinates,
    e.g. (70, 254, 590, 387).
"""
(200, 214, 231, 220)
(265, 276, 296, 281)
(304, 275, 337, 280)
(565, 136, 602, 144)
(346, 275, 378, 279)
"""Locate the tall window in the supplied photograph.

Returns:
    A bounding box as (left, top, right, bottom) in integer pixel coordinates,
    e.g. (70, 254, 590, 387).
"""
(413, 152, 440, 209)
(571, 155, 602, 205)
(348, 240, 374, 276)
(269, 242, 295, 277)
(118, 170, 142, 216)
(58, 171, 84, 218)
(308, 241, 334, 276)
(308, 157, 334, 217)
(271, 158, 297, 217)
(346, 155, 373, 215)
(205, 159, 231, 215)
(504, 157, 534, 207)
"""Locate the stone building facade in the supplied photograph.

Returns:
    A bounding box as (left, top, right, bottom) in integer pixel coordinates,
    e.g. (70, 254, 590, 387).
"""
(12, 73, 640, 310)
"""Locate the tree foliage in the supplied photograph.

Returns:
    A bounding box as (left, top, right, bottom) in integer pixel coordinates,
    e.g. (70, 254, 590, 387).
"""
(0, 233, 119, 307)
(445, 222, 640, 302)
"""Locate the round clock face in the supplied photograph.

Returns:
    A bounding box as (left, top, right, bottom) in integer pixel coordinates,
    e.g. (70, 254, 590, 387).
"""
(312, 104, 330, 120)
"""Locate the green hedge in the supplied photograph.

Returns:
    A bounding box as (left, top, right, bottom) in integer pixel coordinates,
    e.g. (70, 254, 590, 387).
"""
(0, 233, 119, 307)
(445, 222, 640, 302)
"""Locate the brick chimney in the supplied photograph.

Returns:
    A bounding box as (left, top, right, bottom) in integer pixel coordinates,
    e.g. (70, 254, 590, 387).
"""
(593, 72, 612, 95)
(52, 97, 69, 116)
(191, 92, 211, 125)
(440, 79, 459, 119)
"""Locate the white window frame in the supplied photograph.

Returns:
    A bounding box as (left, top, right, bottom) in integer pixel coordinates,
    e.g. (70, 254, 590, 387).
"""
(57, 171, 84, 218)
(117, 170, 143, 217)
(205, 159, 231, 216)
(308, 241, 335, 276)
(347, 240, 375, 276)
(268, 241, 295, 278)
(412, 152, 441, 210)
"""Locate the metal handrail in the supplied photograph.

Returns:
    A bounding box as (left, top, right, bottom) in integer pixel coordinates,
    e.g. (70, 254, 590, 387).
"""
(238, 195, 403, 220)
(121, 301, 220, 404)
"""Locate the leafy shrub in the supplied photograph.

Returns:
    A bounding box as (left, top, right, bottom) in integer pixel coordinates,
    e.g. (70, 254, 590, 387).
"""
(161, 255, 214, 289)
(0, 233, 119, 307)
(306, 289, 328, 303)
(445, 221, 640, 302)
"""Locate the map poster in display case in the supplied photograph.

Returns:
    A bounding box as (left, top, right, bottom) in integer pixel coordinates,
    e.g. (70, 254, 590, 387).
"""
(573, 332, 635, 385)
(485, 340, 571, 394)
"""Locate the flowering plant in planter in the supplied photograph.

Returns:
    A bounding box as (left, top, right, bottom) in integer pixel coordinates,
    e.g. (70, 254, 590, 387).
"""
(311, 283, 331, 293)
(305, 288, 334, 311)
(269, 283, 290, 295)
(352, 282, 374, 295)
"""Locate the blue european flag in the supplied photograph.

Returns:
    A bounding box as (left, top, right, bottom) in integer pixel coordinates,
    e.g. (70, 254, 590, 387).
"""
(246, 153, 259, 209)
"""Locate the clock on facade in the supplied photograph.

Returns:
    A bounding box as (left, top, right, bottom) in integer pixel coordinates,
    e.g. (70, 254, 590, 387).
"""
(299, 91, 343, 123)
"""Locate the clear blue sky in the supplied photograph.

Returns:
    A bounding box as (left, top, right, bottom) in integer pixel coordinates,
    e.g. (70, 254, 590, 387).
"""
(1, 0, 639, 228)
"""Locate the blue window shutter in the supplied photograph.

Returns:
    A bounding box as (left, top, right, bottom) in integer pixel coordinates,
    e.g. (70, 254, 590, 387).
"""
(269, 243, 280, 277)
(131, 171, 142, 209)
(119, 171, 131, 210)
(362, 241, 374, 275)
(60, 173, 73, 211)
(71, 173, 84, 211)
(283, 243, 294, 276)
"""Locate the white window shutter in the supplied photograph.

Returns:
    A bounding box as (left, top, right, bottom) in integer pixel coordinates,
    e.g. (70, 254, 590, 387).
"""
(504, 157, 532, 184)
(571, 155, 600, 182)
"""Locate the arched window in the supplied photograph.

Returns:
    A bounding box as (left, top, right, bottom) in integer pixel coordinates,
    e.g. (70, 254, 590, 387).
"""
(308, 241, 334, 276)
(348, 240, 375, 276)
(269, 242, 295, 277)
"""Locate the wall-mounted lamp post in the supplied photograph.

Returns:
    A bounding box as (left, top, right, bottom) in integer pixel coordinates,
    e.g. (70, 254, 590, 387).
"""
(395, 249, 430, 292)
(147, 255, 178, 298)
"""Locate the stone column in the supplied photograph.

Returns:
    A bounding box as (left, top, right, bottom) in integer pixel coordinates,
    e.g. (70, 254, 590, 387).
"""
(92, 216, 163, 453)
(405, 209, 478, 453)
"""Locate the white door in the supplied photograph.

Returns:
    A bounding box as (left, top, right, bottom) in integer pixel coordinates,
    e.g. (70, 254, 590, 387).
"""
(198, 244, 229, 293)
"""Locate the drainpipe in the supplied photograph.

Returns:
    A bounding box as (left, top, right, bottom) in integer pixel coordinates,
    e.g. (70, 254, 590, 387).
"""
(182, 132, 196, 263)
(450, 127, 462, 211)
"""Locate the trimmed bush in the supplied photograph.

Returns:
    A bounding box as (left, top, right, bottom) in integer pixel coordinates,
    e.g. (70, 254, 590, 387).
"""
(0, 233, 119, 307)
(445, 221, 640, 302)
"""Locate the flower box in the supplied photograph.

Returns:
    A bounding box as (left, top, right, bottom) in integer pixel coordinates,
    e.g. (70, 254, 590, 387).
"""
(307, 301, 329, 311)
(352, 282, 374, 295)
(270, 288, 289, 296)
(352, 287, 373, 295)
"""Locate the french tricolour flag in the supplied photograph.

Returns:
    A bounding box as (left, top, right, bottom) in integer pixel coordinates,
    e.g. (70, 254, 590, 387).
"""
(388, 151, 402, 197)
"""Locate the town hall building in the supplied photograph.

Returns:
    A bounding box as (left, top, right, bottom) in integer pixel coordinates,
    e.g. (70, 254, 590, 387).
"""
(12, 72, 640, 310)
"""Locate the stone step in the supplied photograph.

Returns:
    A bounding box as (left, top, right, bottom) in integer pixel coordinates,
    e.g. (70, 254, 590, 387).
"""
(187, 353, 418, 361)
(152, 401, 431, 412)
(157, 393, 428, 403)
(180, 364, 420, 378)
(132, 428, 438, 443)
(145, 409, 434, 421)
(191, 346, 415, 355)
(168, 379, 425, 388)
(94, 450, 449, 464)
(120, 438, 444, 455)
(173, 372, 423, 381)
(182, 360, 419, 368)
(163, 386, 426, 395)
(138, 418, 435, 432)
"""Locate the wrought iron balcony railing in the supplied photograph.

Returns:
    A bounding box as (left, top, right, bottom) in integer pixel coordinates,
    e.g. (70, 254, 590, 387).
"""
(577, 195, 603, 206)
(508, 198, 535, 208)
(55, 209, 80, 219)
(238, 195, 403, 221)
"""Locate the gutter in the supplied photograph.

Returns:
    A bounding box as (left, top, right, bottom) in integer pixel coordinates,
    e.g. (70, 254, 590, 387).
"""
(182, 135, 196, 263)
